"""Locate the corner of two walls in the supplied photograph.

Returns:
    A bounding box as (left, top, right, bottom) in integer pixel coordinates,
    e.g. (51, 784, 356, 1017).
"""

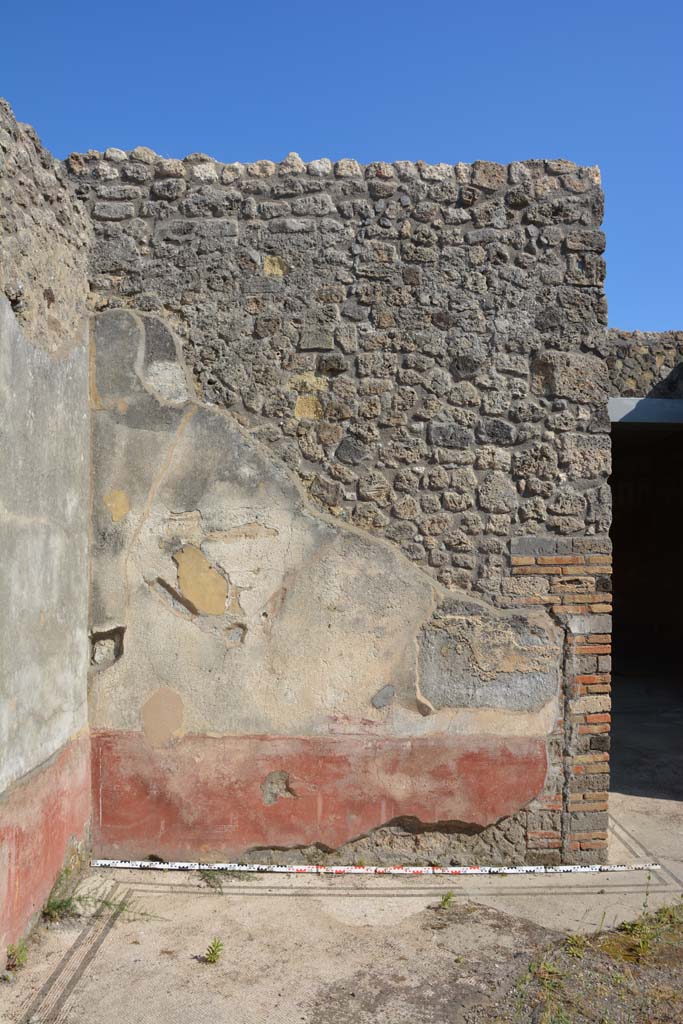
(1, 101, 614, 948)
(0, 101, 92, 948)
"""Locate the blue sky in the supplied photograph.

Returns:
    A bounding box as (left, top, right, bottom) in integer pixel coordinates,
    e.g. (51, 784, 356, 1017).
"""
(3, 0, 680, 330)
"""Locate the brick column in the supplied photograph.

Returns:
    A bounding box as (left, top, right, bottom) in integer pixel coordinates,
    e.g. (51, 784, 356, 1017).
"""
(510, 536, 612, 864)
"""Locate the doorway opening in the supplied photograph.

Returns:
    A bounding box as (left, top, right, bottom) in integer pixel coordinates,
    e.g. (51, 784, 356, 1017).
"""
(610, 421, 683, 800)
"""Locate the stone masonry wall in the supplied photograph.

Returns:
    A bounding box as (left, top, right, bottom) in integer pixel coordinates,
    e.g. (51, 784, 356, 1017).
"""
(0, 91, 623, 886)
(0, 100, 90, 354)
(63, 144, 614, 866)
(606, 329, 683, 398)
(67, 149, 610, 600)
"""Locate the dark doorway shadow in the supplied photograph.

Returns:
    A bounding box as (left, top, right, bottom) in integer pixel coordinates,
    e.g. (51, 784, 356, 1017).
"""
(611, 673, 683, 800)
(610, 422, 683, 801)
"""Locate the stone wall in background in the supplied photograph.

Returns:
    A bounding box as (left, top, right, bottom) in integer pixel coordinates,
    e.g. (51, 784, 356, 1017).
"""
(606, 329, 683, 397)
(0, 103, 91, 949)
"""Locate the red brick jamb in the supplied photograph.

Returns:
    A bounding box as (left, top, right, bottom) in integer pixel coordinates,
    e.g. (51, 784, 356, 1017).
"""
(0, 731, 91, 948)
(510, 536, 612, 864)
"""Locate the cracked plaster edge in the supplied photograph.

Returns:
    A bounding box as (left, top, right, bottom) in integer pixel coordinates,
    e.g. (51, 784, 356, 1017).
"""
(88, 308, 567, 735)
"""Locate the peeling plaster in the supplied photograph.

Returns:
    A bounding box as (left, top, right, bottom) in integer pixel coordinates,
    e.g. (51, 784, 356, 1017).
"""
(172, 545, 228, 616)
(261, 770, 296, 805)
(88, 309, 566, 853)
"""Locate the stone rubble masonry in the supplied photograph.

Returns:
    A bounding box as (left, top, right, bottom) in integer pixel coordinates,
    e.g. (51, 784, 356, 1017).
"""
(0, 100, 91, 354)
(605, 329, 683, 398)
(65, 143, 610, 598)
(70, 143, 613, 867)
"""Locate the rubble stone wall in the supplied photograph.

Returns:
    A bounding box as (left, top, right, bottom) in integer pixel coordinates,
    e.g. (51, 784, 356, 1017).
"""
(68, 147, 614, 866)
(68, 148, 610, 598)
(3, 91, 644, 890)
(606, 329, 683, 398)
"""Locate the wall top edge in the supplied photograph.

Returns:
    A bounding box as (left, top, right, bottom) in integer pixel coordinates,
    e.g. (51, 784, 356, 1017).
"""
(60, 148, 602, 186)
(607, 328, 683, 345)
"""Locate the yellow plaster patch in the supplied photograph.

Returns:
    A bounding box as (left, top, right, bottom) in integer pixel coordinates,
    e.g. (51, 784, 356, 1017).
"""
(294, 394, 323, 420)
(289, 372, 328, 393)
(172, 545, 228, 616)
(263, 254, 289, 277)
(103, 489, 130, 522)
(89, 340, 102, 410)
(226, 584, 245, 616)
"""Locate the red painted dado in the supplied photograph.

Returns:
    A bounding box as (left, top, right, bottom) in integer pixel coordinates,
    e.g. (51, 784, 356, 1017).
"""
(0, 733, 91, 948)
(91, 731, 547, 860)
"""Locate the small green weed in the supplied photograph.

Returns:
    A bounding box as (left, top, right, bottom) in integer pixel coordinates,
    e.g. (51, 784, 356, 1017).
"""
(43, 868, 83, 921)
(43, 869, 139, 922)
(547, 1008, 572, 1024)
(440, 890, 454, 909)
(6, 941, 28, 971)
(204, 937, 224, 964)
(565, 933, 588, 959)
(198, 869, 224, 892)
(596, 899, 683, 965)
(533, 960, 564, 995)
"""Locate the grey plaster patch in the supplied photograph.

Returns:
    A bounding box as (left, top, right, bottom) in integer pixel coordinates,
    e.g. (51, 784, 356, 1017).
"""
(93, 310, 143, 405)
(261, 771, 296, 805)
(143, 361, 191, 405)
(371, 684, 396, 709)
(418, 604, 562, 712)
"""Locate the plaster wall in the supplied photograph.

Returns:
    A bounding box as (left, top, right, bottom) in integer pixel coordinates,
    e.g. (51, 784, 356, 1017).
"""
(0, 102, 91, 947)
(0, 299, 89, 793)
(88, 309, 561, 861)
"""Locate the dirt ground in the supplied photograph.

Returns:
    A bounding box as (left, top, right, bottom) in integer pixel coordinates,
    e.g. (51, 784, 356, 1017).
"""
(468, 899, 683, 1024)
(1, 800, 681, 1024)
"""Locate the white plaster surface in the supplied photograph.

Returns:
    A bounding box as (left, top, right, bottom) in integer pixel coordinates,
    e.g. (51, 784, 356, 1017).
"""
(0, 297, 90, 792)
